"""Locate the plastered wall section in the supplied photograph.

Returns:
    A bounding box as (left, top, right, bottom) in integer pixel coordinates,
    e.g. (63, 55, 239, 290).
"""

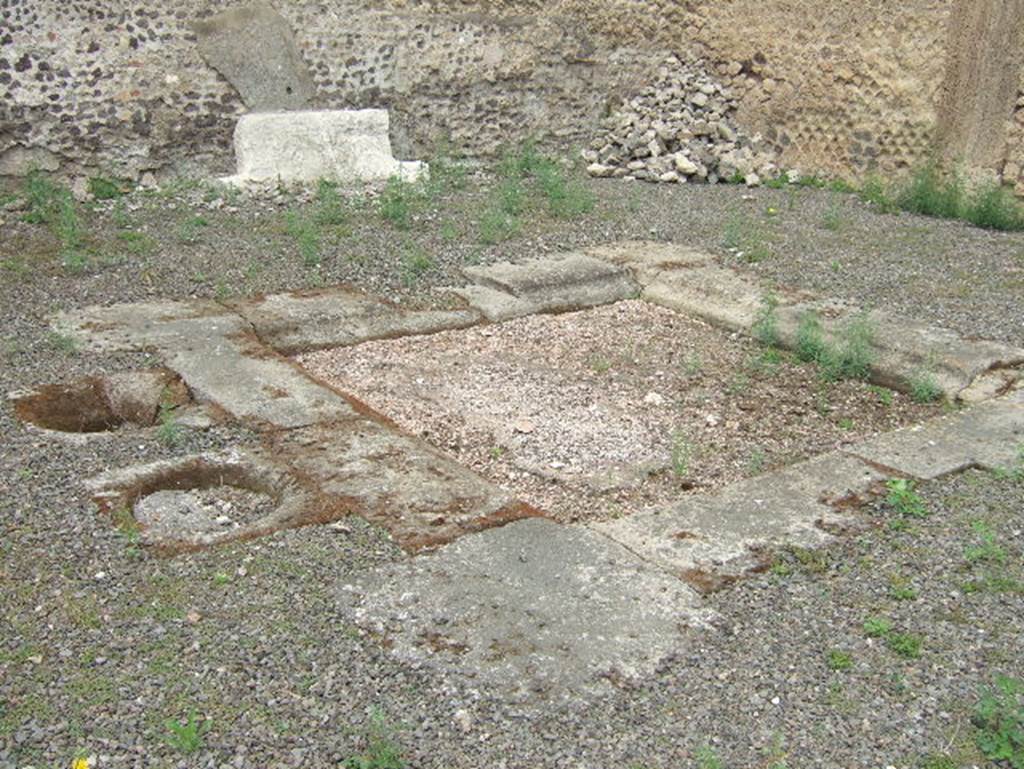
(2, 0, 1021, 185)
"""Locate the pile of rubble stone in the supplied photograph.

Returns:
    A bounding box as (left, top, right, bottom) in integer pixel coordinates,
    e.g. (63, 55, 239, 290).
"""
(583, 55, 781, 186)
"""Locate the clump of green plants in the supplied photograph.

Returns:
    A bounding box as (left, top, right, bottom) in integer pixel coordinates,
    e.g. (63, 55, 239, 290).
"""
(821, 199, 844, 230)
(893, 161, 1024, 232)
(670, 431, 692, 480)
(313, 178, 348, 227)
(973, 675, 1024, 767)
(695, 745, 724, 769)
(87, 175, 127, 200)
(887, 631, 923, 659)
(378, 176, 418, 229)
(156, 396, 183, 448)
(343, 709, 406, 769)
(858, 176, 898, 213)
(827, 649, 854, 671)
(795, 310, 827, 363)
(165, 711, 211, 754)
(177, 214, 209, 245)
(888, 573, 919, 601)
(964, 520, 1007, 565)
(21, 171, 87, 269)
(819, 312, 875, 382)
(863, 615, 894, 638)
(399, 243, 433, 286)
(752, 293, 780, 347)
(722, 209, 770, 263)
(909, 366, 943, 403)
(285, 209, 321, 267)
(886, 478, 928, 520)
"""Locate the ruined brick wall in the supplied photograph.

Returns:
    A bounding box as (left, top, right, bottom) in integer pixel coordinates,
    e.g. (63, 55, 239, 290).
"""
(2, 0, 1022, 186)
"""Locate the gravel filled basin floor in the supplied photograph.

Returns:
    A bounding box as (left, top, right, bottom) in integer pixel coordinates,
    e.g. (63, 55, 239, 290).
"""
(299, 300, 940, 523)
(1, 171, 1022, 768)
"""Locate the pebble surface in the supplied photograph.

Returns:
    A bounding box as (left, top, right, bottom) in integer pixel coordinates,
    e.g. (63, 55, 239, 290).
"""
(0, 176, 1021, 767)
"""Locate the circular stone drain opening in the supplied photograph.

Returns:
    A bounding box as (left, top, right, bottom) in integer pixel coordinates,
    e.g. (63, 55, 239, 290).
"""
(134, 485, 278, 545)
(92, 454, 294, 550)
(11, 370, 188, 433)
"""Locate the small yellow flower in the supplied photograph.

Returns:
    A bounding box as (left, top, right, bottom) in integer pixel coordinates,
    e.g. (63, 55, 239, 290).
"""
(72, 758, 90, 769)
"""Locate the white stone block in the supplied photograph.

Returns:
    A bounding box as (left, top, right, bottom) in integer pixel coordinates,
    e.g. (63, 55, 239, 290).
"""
(221, 109, 426, 187)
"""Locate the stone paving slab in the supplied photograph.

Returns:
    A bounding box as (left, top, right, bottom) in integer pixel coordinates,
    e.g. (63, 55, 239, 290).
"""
(165, 333, 358, 430)
(455, 253, 637, 321)
(775, 302, 1024, 400)
(269, 422, 537, 551)
(339, 518, 713, 704)
(53, 300, 240, 353)
(847, 392, 1024, 480)
(228, 288, 480, 355)
(592, 452, 888, 590)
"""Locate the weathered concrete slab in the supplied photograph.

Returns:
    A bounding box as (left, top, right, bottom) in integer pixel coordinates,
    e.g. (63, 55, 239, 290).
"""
(775, 303, 1024, 400)
(340, 518, 713, 704)
(229, 288, 480, 355)
(847, 393, 1024, 480)
(193, 2, 314, 111)
(53, 300, 238, 353)
(455, 253, 638, 322)
(593, 452, 888, 590)
(222, 110, 426, 187)
(270, 422, 538, 551)
(165, 332, 357, 430)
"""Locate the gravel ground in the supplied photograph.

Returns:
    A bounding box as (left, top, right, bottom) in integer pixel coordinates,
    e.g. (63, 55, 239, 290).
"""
(1, 170, 1022, 768)
(300, 300, 939, 523)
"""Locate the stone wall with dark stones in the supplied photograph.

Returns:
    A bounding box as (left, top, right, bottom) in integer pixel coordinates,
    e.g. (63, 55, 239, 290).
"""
(2, 0, 1022, 190)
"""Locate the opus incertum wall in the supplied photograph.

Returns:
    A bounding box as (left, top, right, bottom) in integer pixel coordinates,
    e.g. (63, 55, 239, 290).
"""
(2, 0, 1023, 190)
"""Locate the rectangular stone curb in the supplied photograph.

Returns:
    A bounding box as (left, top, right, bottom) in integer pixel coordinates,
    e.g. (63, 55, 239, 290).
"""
(166, 333, 359, 430)
(592, 452, 889, 590)
(456, 253, 638, 322)
(52, 300, 240, 353)
(228, 288, 481, 355)
(339, 518, 713, 704)
(846, 395, 1024, 480)
(776, 303, 1024, 400)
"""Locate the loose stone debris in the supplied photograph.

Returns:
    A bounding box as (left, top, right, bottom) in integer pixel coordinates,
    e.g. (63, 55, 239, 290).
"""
(584, 55, 781, 185)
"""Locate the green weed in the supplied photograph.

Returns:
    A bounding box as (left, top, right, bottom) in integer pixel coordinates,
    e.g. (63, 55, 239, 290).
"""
(752, 293, 780, 347)
(379, 176, 417, 229)
(822, 199, 844, 231)
(156, 401, 183, 448)
(863, 615, 894, 638)
(886, 478, 928, 519)
(910, 368, 943, 403)
(888, 574, 919, 601)
(819, 312, 874, 381)
(671, 432, 692, 479)
(887, 631, 923, 659)
(177, 215, 209, 245)
(400, 244, 433, 285)
(859, 176, 898, 213)
(963, 182, 1024, 232)
(973, 675, 1024, 767)
(722, 210, 770, 262)
(695, 745, 724, 769)
(313, 179, 348, 227)
(964, 520, 1007, 565)
(827, 649, 854, 671)
(165, 711, 210, 754)
(87, 176, 127, 200)
(343, 709, 406, 769)
(898, 162, 965, 220)
(795, 311, 827, 363)
(285, 210, 320, 267)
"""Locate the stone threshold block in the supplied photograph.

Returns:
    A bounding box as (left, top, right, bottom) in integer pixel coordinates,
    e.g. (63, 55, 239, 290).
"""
(221, 109, 426, 187)
(452, 253, 639, 322)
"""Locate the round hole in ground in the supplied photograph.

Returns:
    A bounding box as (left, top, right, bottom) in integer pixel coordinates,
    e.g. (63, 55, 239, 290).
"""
(114, 456, 283, 547)
(11, 370, 188, 433)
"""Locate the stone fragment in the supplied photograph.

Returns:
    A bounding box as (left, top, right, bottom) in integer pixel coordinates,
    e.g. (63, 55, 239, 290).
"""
(193, 1, 314, 111)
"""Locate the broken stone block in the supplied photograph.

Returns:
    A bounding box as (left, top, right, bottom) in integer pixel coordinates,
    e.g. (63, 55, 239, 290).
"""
(193, 1, 314, 111)
(221, 109, 427, 187)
